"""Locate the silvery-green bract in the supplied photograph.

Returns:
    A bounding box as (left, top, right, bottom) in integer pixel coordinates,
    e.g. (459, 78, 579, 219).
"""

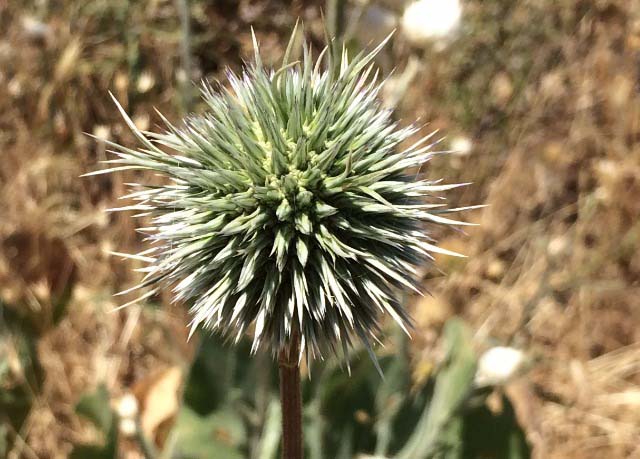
(89, 28, 470, 365)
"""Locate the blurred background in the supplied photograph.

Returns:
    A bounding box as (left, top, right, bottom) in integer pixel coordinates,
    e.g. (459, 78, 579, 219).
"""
(1, 0, 640, 458)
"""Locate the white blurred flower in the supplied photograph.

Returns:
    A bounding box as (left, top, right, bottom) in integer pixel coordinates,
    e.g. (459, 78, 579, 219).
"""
(92, 125, 111, 142)
(450, 135, 473, 155)
(401, 0, 462, 47)
(133, 113, 150, 131)
(475, 346, 526, 387)
(547, 235, 568, 257)
(8, 78, 23, 97)
(115, 393, 139, 437)
(119, 418, 137, 437)
(21, 16, 51, 40)
(136, 71, 156, 94)
(115, 393, 139, 419)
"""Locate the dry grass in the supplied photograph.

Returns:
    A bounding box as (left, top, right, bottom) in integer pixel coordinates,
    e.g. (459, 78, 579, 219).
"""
(0, 1, 313, 457)
(1, 0, 640, 457)
(402, 0, 640, 457)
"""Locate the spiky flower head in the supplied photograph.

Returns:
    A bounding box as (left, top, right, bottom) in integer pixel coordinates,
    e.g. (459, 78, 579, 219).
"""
(89, 27, 469, 365)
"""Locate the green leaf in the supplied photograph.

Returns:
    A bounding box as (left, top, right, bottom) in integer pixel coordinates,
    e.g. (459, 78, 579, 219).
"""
(255, 397, 282, 459)
(460, 395, 531, 459)
(373, 330, 411, 456)
(0, 423, 7, 458)
(397, 318, 477, 459)
(69, 444, 117, 459)
(172, 406, 245, 459)
(75, 384, 113, 434)
(309, 352, 385, 458)
(71, 385, 117, 459)
(0, 311, 44, 453)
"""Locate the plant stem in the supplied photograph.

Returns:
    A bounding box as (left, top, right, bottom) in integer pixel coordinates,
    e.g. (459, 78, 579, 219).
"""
(135, 417, 159, 459)
(175, 0, 195, 111)
(327, 0, 346, 42)
(279, 335, 303, 459)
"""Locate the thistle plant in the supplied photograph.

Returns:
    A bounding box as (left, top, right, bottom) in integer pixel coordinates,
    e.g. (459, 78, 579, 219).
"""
(88, 25, 470, 459)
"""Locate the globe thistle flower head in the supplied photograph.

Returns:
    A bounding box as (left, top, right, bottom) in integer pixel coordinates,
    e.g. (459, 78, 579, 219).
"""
(89, 27, 471, 366)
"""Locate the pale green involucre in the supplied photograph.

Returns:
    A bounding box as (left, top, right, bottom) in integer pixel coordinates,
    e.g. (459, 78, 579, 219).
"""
(90, 28, 471, 366)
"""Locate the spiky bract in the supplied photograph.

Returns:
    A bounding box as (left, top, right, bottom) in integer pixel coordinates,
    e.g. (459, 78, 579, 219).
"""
(91, 29, 469, 364)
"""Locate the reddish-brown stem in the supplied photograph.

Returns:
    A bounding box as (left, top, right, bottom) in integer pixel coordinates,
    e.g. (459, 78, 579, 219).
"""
(279, 336, 303, 459)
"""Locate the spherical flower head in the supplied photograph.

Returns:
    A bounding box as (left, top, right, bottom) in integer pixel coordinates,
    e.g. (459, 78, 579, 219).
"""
(89, 27, 471, 365)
